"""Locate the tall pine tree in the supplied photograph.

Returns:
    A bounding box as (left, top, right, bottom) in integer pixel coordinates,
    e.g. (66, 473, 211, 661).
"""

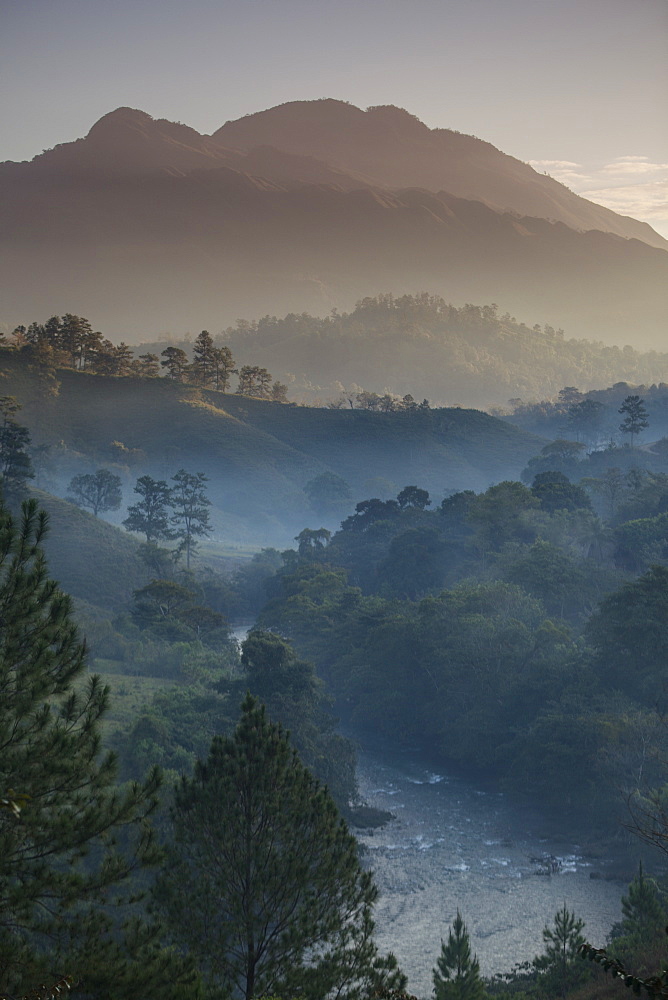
(533, 905, 588, 998)
(610, 862, 668, 968)
(157, 694, 405, 1000)
(433, 910, 486, 1000)
(0, 499, 196, 999)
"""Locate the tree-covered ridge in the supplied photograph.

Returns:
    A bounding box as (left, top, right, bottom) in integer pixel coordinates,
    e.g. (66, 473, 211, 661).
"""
(217, 295, 668, 408)
(503, 382, 668, 444)
(9, 295, 668, 412)
(7, 317, 289, 401)
(0, 344, 544, 550)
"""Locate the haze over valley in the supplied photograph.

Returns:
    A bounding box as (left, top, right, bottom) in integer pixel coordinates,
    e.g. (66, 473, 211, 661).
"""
(3, 2, 668, 998)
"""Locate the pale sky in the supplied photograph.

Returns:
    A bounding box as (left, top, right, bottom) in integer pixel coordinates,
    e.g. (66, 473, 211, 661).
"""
(2, 0, 667, 236)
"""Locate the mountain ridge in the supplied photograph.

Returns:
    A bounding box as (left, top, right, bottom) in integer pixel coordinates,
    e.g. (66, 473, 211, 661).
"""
(4, 98, 664, 250)
(1, 98, 666, 346)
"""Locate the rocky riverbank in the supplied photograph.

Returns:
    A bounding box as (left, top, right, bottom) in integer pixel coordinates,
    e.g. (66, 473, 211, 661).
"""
(355, 744, 626, 997)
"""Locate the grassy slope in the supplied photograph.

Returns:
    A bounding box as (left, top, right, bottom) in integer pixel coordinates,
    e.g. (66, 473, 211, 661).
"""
(4, 354, 544, 541)
(29, 488, 148, 611)
(212, 393, 543, 496)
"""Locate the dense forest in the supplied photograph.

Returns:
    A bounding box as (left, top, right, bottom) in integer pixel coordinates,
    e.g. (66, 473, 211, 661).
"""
(215, 295, 668, 408)
(10, 295, 668, 413)
(4, 322, 668, 1000)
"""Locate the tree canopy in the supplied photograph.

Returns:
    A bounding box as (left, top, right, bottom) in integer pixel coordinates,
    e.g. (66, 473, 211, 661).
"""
(157, 695, 404, 1000)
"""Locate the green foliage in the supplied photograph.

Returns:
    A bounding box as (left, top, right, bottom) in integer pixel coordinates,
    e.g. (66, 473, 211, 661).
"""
(0, 499, 193, 998)
(530, 471, 592, 514)
(610, 863, 668, 970)
(169, 469, 211, 569)
(157, 695, 405, 1000)
(67, 468, 122, 517)
(587, 564, 668, 704)
(30, 489, 148, 613)
(237, 631, 357, 808)
(295, 527, 332, 559)
(131, 578, 229, 648)
(619, 395, 650, 445)
(580, 940, 668, 998)
(0, 396, 34, 501)
(433, 911, 487, 1000)
(113, 684, 236, 781)
(304, 471, 353, 516)
(123, 475, 172, 542)
(397, 485, 431, 510)
(533, 906, 588, 998)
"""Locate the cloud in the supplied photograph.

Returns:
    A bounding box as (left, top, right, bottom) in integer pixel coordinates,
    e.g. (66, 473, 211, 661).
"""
(601, 156, 668, 176)
(530, 154, 668, 238)
(581, 179, 668, 220)
(529, 159, 590, 186)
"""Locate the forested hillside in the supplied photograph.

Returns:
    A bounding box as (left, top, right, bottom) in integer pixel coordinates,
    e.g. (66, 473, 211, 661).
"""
(0, 344, 542, 545)
(146, 295, 668, 409)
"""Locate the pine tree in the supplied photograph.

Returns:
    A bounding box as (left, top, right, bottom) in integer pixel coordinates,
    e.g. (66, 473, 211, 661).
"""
(211, 344, 236, 392)
(0, 396, 34, 500)
(123, 475, 173, 543)
(610, 862, 668, 966)
(0, 499, 197, 998)
(157, 695, 405, 1000)
(169, 468, 211, 569)
(533, 905, 587, 998)
(619, 394, 650, 447)
(191, 330, 216, 387)
(160, 346, 191, 382)
(433, 910, 486, 1000)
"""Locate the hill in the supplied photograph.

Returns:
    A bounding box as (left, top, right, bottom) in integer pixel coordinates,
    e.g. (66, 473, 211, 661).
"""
(217, 295, 668, 409)
(1, 353, 543, 546)
(26, 488, 148, 613)
(130, 295, 668, 410)
(1, 102, 666, 346)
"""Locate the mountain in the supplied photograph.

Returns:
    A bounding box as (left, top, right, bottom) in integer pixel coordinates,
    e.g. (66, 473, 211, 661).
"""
(1, 101, 666, 347)
(214, 100, 667, 250)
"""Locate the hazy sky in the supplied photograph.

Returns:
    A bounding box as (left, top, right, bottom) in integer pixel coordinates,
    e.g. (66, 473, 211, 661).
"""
(2, 0, 667, 236)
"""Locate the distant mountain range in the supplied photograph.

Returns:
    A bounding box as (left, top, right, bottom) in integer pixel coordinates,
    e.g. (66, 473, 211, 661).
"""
(1, 99, 666, 346)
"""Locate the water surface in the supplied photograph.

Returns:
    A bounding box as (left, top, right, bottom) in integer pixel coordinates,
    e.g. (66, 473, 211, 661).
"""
(356, 741, 624, 996)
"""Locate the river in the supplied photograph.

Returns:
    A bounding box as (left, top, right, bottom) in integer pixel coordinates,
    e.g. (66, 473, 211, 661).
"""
(355, 738, 626, 995)
(231, 626, 626, 995)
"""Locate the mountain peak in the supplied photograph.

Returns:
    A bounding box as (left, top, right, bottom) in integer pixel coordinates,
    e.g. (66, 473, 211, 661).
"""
(87, 107, 155, 138)
(364, 104, 430, 135)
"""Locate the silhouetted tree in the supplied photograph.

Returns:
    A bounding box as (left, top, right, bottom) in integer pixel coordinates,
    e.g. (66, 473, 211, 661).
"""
(433, 910, 486, 1000)
(211, 345, 236, 392)
(131, 352, 161, 378)
(157, 696, 404, 1000)
(169, 469, 211, 569)
(619, 394, 650, 447)
(123, 475, 173, 542)
(67, 468, 122, 517)
(397, 485, 431, 510)
(191, 330, 216, 387)
(0, 397, 34, 499)
(161, 346, 191, 382)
